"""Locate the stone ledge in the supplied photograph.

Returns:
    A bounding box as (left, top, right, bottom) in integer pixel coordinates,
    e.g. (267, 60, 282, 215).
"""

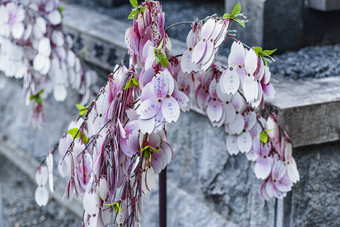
(61, 1, 340, 149)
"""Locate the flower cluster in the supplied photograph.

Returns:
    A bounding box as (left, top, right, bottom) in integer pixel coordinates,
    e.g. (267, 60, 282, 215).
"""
(36, 1, 299, 226)
(0, 0, 96, 127)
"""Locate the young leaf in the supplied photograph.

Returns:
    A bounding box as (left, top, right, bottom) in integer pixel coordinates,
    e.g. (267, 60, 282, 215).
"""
(29, 89, 44, 105)
(81, 133, 88, 144)
(58, 7, 64, 13)
(262, 49, 277, 56)
(260, 131, 268, 144)
(234, 18, 245, 28)
(124, 79, 139, 90)
(254, 46, 263, 56)
(124, 80, 133, 90)
(157, 39, 164, 51)
(75, 104, 87, 116)
(37, 89, 45, 96)
(159, 53, 169, 67)
(131, 78, 139, 87)
(67, 128, 80, 139)
(130, 0, 138, 8)
(128, 9, 138, 19)
(104, 202, 122, 213)
(141, 145, 160, 152)
(232, 2, 241, 16)
(223, 13, 233, 19)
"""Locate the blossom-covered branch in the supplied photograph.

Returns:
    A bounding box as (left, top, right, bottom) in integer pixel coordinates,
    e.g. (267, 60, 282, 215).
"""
(35, 1, 299, 226)
(0, 0, 97, 128)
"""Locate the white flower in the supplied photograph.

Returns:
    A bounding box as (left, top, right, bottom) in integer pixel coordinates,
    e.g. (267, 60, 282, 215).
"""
(6, 3, 25, 39)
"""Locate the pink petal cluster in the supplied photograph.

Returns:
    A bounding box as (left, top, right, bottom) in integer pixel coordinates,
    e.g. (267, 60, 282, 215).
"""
(36, 1, 300, 226)
(0, 0, 96, 126)
(125, 0, 166, 67)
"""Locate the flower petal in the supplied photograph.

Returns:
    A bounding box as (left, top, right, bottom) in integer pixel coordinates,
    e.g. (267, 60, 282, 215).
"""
(254, 156, 273, 180)
(35, 186, 49, 206)
(237, 131, 252, 153)
(226, 135, 239, 155)
(221, 68, 240, 95)
(243, 75, 258, 102)
(138, 117, 155, 134)
(224, 103, 236, 124)
(172, 90, 189, 110)
(137, 98, 161, 119)
(201, 18, 215, 40)
(228, 41, 245, 68)
(180, 49, 194, 74)
(47, 10, 62, 25)
(11, 22, 24, 39)
(207, 99, 223, 123)
(245, 49, 258, 75)
(161, 96, 180, 123)
(228, 114, 245, 134)
(192, 40, 206, 64)
(275, 174, 293, 192)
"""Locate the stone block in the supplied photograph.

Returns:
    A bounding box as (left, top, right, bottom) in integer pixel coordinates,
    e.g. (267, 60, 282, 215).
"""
(281, 143, 340, 226)
(306, 0, 340, 11)
(225, 0, 304, 51)
(226, 0, 340, 51)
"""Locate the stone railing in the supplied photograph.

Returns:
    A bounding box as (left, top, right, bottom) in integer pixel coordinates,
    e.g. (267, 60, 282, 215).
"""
(1, 2, 340, 226)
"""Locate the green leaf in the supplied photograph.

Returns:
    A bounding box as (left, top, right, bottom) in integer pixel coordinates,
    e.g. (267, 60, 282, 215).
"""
(75, 104, 87, 116)
(159, 53, 168, 67)
(234, 18, 245, 27)
(58, 7, 64, 13)
(223, 13, 234, 19)
(29, 89, 44, 105)
(128, 9, 138, 19)
(141, 145, 160, 152)
(131, 78, 139, 87)
(104, 202, 122, 213)
(37, 89, 44, 96)
(124, 80, 133, 90)
(67, 128, 80, 139)
(124, 78, 139, 90)
(254, 46, 263, 56)
(260, 131, 269, 144)
(140, 7, 146, 12)
(232, 2, 241, 16)
(81, 133, 88, 144)
(130, 0, 138, 8)
(262, 49, 277, 56)
(157, 39, 164, 51)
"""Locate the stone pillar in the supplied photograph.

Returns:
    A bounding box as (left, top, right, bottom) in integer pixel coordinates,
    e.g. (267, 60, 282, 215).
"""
(225, 0, 304, 52)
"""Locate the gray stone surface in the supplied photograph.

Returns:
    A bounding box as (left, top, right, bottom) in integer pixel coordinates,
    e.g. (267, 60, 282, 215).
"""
(306, 0, 340, 11)
(226, 0, 304, 51)
(282, 143, 340, 226)
(166, 111, 276, 227)
(0, 154, 81, 227)
(226, 0, 340, 52)
(271, 45, 340, 81)
(0, 185, 3, 227)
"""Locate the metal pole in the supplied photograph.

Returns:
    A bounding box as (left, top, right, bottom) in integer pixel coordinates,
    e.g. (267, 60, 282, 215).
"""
(159, 167, 167, 227)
